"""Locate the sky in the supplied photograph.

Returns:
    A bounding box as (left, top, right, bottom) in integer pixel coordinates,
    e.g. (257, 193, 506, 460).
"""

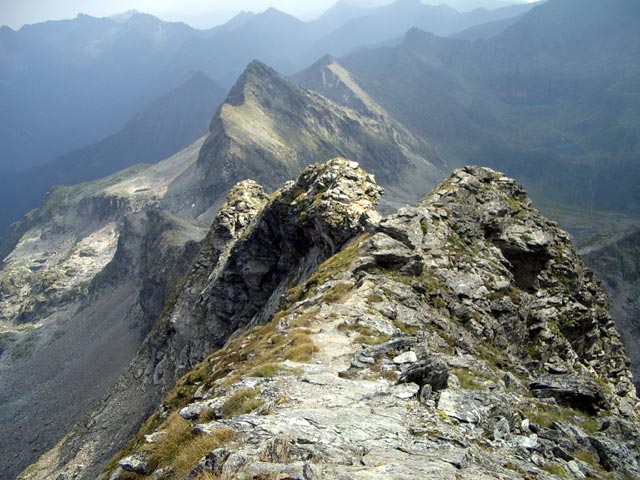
(0, 0, 344, 29)
(0, 0, 538, 30)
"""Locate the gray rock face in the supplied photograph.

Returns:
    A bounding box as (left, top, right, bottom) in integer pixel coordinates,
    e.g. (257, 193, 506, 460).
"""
(529, 374, 608, 413)
(118, 454, 149, 475)
(399, 355, 449, 392)
(23, 159, 382, 480)
(0, 139, 209, 480)
(583, 229, 640, 393)
(94, 165, 639, 480)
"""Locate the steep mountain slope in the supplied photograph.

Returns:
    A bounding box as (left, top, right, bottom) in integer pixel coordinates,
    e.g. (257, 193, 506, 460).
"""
(21, 159, 384, 480)
(0, 139, 209, 480)
(300, 0, 640, 212)
(165, 60, 444, 219)
(37, 162, 639, 480)
(0, 71, 226, 236)
(583, 230, 640, 393)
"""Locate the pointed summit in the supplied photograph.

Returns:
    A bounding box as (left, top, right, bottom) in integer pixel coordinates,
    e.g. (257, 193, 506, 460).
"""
(213, 10, 256, 32)
(108, 9, 141, 23)
(223, 59, 302, 108)
(165, 61, 442, 220)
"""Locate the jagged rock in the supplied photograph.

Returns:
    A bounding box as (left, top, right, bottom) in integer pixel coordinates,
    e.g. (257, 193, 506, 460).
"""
(143, 431, 166, 444)
(399, 356, 449, 391)
(351, 336, 417, 369)
(529, 374, 608, 413)
(589, 436, 640, 477)
(34, 165, 640, 480)
(179, 402, 215, 420)
(437, 390, 490, 424)
(393, 351, 417, 364)
(369, 232, 424, 275)
(118, 454, 149, 475)
(513, 434, 538, 450)
(391, 382, 420, 399)
(566, 460, 586, 479)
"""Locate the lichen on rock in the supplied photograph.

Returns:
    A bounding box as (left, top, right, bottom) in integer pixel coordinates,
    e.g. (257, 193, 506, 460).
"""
(98, 164, 639, 480)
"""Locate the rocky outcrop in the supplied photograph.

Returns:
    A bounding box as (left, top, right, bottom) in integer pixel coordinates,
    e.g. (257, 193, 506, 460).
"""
(99, 165, 638, 480)
(22, 158, 383, 480)
(583, 229, 640, 393)
(0, 139, 207, 480)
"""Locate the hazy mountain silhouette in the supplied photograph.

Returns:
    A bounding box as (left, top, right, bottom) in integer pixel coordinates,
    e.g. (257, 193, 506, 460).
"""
(0, 1, 532, 175)
(0, 71, 226, 236)
(0, 13, 204, 173)
(308, 0, 536, 58)
(299, 0, 640, 212)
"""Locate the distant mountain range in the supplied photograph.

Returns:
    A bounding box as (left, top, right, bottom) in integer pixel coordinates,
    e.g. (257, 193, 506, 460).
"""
(0, 0, 536, 178)
(298, 0, 640, 213)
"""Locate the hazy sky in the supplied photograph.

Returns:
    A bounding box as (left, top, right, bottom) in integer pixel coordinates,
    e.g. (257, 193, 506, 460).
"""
(0, 0, 349, 29)
(0, 0, 537, 30)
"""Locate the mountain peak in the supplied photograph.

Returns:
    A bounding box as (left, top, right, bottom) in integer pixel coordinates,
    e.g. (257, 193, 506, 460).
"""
(224, 59, 291, 107)
(310, 54, 338, 69)
(182, 69, 215, 86)
(243, 58, 275, 75)
(108, 9, 141, 23)
(258, 6, 301, 21)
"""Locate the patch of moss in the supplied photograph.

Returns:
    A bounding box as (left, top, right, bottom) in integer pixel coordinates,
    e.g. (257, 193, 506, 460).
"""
(337, 322, 391, 345)
(393, 319, 420, 335)
(520, 401, 602, 433)
(283, 331, 319, 361)
(135, 413, 236, 478)
(249, 363, 286, 378)
(541, 462, 567, 477)
(305, 234, 369, 291)
(322, 281, 354, 304)
(503, 462, 528, 476)
(452, 368, 490, 390)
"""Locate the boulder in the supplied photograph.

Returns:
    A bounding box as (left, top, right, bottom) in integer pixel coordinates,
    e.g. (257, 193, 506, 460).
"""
(399, 356, 449, 391)
(529, 374, 608, 413)
(118, 454, 150, 475)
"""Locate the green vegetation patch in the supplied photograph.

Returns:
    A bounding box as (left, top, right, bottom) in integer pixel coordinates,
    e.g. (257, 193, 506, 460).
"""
(305, 234, 369, 291)
(452, 367, 494, 391)
(221, 388, 264, 418)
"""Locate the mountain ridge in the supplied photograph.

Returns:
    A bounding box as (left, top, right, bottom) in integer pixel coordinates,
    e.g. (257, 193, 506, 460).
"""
(164, 59, 444, 221)
(298, 0, 640, 212)
(0, 70, 226, 237)
(29, 160, 639, 480)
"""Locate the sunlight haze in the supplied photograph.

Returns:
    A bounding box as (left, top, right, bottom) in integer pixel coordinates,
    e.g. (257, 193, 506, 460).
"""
(1, 0, 538, 29)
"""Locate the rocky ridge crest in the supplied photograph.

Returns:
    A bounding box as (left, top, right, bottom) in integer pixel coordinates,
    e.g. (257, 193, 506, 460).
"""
(95, 164, 639, 480)
(22, 158, 383, 480)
